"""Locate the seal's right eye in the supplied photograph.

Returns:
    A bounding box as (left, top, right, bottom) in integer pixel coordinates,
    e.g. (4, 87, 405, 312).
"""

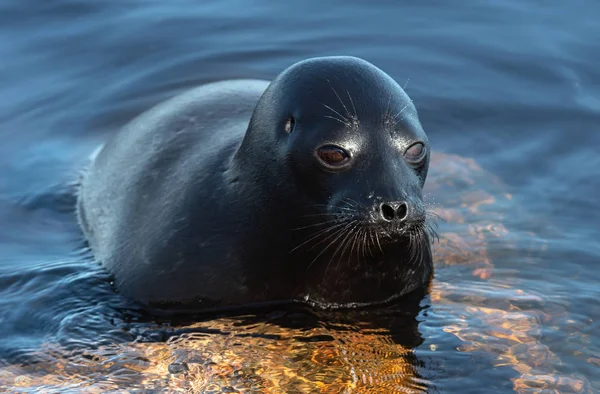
(317, 145, 350, 168)
(284, 116, 295, 134)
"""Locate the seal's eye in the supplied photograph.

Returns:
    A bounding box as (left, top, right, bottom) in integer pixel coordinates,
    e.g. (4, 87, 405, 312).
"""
(284, 116, 295, 134)
(404, 142, 426, 164)
(317, 145, 350, 167)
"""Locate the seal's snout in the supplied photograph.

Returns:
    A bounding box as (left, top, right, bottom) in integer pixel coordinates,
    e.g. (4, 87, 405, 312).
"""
(379, 202, 409, 223)
(372, 198, 426, 234)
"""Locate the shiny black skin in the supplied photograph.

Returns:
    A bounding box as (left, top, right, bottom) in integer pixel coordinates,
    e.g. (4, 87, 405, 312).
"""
(77, 56, 432, 309)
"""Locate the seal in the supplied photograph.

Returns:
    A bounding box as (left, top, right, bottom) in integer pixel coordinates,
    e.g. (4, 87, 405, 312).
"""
(77, 56, 435, 309)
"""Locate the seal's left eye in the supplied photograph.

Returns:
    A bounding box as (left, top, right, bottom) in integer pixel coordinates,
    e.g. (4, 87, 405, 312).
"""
(317, 145, 350, 167)
(404, 142, 426, 163)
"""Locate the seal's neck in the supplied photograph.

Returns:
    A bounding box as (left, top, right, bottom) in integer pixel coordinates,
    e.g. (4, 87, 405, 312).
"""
(231, 119, 279, 182)
(232, 80, 279, 165)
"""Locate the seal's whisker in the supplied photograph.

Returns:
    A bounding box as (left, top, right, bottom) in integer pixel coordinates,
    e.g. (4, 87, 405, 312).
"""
(375, 230, 384, 254)
(327, 79, 352, 119)
(355, 227, 363, 261)
(342, 223, 355, 255)
(341, 204, 356, 214)
(367, 227, 376, 258)
(419, 226, 426, 268)
(385, 93, 393, 121)
(290, 220, 349, 253)
(364, 227, 370, 258)
(324, 115, 348, 125)
(408, 226, 416, 265)
(291, 218, 344, 231)
(344, 197, 362, 208)
(305, 203, 355, 209)
(425, 208, 444, 223)
(357, 227, 367, 260)
(406, 228, 413, 262)
(424, 228, 433, 265)
(407, 228, 414, 262)
(307, 220, 355, 271)
(321, 103, 348, 123)
(348, 222, 361, 259)
(300, 213, 341, 218)
(328, 220, 359, 276)
(424, 210, 441, 244)
(419, 225, 426, 265)
(300, 211, 350, 218)
(423, 226, 432, 268)
(364, 227, 371, 259)
(346, 224, 360, 260)
(415, 229, 423, 269)
(341, 198, 358, 208)
(392, 102, 410, 124)
(291, 226, 346, 254)
(418, 222, 431, 268)
(414, 228, 422, 266)
(303, 203, 356, 213)
(346, 89, 358, 121)
(364, 227, 372, 260)
(425, 221, 440, 244)
(303, 225, 356, 254)
(349, 224, 362, 264)
(302, 224, 352, 271)
(408, 226, 419, 264)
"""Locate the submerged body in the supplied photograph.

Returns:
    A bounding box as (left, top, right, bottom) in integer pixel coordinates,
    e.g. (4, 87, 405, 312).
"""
(77, 56, 434, 309)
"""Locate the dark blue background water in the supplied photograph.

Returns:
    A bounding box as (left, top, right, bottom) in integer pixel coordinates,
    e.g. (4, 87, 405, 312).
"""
(0, 0, 598, 392)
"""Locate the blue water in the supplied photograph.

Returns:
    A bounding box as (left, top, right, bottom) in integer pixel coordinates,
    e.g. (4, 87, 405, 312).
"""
(0, 0, 598, 392)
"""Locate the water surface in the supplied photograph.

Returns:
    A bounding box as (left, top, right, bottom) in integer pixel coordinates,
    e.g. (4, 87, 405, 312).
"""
(0, 0, 598, 392)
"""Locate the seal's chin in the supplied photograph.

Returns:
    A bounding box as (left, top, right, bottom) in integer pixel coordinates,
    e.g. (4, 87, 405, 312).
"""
(373, 221, 416, 244)
(296, 292, 409, 310)
(287, 211, 437, 308)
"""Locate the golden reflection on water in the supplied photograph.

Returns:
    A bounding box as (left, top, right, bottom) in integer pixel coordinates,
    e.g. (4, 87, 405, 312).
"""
(2, 318, 424, 392)
(0, 152, 595, 393)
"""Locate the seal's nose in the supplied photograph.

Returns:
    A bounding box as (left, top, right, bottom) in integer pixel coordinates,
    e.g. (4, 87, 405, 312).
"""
(379, 201, 409, 223)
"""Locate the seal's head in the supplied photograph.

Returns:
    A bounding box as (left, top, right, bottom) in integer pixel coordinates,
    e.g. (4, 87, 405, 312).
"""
(236, 56, 435, 308)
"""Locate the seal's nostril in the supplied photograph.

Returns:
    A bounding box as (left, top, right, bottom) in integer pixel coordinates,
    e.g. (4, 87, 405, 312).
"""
(397, 202, 408, 221)
(381, 203, 395, 221)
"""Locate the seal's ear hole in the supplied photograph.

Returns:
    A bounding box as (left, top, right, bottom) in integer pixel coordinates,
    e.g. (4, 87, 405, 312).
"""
(317, 145, 350, 167)
(284, 116, 295, 134)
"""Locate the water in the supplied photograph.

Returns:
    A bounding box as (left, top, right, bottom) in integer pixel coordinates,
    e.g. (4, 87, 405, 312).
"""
(0, 0, 598, 392)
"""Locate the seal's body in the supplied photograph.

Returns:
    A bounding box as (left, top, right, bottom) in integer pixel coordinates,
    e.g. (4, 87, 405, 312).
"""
(77, 57, 434, 309)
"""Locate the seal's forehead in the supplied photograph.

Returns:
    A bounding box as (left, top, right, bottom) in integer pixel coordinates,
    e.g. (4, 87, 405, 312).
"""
(281, 56, 384, 80)
(278, 56, 397, 93)
(273, 56, 417, 119)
